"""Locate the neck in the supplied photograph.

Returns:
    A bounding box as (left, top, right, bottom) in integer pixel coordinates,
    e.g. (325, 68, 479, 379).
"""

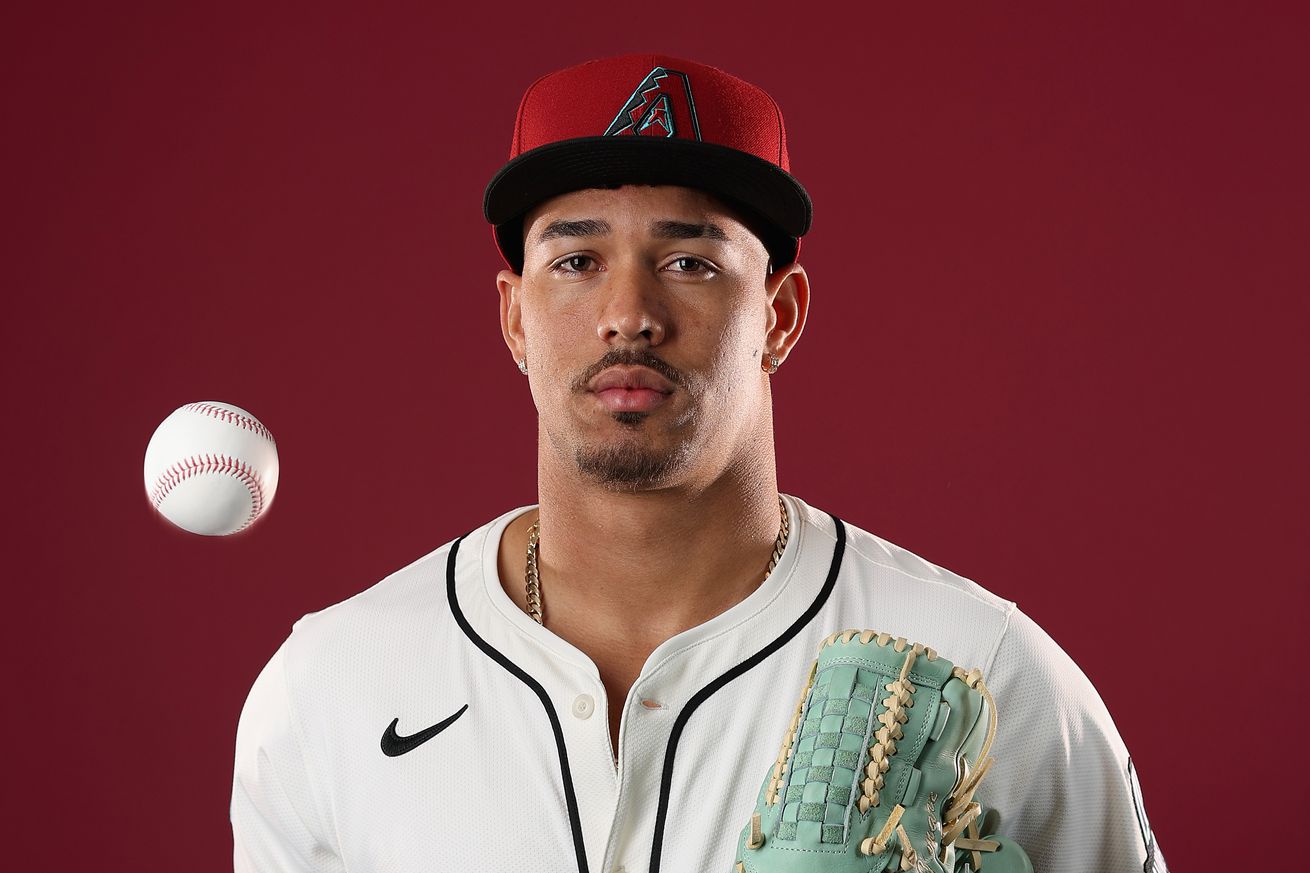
(511, 441, 784, 650)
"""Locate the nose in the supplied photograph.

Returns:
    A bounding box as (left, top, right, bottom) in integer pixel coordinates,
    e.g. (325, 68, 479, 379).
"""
(596, 264, 668, 346)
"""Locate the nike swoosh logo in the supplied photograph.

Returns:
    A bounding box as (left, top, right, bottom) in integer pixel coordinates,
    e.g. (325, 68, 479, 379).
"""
(380, 704, 469, 757)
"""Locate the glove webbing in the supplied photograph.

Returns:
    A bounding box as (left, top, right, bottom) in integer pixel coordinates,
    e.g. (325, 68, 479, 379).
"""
(747, 631, 1008, 870)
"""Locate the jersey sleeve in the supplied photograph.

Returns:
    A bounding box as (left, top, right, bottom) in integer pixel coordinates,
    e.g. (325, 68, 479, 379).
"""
(231, 638, 346, 873)
(981, 608, 1167, 873)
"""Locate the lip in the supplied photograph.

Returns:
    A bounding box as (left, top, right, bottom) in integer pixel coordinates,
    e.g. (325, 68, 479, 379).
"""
(587, 366, 675, 395)
(588, 366, 674, 413)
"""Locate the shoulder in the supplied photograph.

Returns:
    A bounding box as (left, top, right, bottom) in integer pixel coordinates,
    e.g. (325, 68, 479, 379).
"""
(266, 540, 455, 703)
(286, 539, 454, 649)
(275, 498, 522, 692)
(848, 515, 1013, 610)
(988, 607, 1122, 739)
(792, 497, 1017, 671)
(270, 503, 535, 699)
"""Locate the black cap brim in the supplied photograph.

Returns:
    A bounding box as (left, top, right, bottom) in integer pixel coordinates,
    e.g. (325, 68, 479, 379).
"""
(484, 136, 812, 273)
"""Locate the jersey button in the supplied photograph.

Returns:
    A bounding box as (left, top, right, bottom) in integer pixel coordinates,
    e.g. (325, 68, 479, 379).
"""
(571, 693, 596, 720)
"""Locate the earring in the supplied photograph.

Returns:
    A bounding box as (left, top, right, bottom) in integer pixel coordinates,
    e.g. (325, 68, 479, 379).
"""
(763, 353, 780, 375)
(517, 357, 528, 375)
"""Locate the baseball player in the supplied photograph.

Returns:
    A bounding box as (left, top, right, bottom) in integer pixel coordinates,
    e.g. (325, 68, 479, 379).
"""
(232, 54, 1165, 873)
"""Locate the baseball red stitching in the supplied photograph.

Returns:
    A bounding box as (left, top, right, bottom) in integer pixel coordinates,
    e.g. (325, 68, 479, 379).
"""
(182, 402, 275, 444)
(150, 453, 266, 532)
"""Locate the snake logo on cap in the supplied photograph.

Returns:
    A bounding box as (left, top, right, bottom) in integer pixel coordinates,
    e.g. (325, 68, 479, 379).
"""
(604, 66, 703, 141)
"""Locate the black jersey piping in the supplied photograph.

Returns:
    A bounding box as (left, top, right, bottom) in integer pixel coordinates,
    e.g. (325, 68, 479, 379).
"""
(445, 534, 590, 873)
(648, 513, 847, 873)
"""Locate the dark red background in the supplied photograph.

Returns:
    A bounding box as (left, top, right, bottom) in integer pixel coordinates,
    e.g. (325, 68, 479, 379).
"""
(4, 3, 1304, 870)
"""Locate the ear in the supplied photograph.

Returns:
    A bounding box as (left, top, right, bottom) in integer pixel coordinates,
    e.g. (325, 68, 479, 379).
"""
(497, 269, 525, 364)
(763, 262, 810, 366)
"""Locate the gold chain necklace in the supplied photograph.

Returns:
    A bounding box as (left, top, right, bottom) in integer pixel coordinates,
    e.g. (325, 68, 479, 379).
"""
(524, 495, 790, 626)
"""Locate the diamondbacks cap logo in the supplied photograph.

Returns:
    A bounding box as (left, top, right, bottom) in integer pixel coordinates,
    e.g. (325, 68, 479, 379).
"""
(604, 67, 702, 141)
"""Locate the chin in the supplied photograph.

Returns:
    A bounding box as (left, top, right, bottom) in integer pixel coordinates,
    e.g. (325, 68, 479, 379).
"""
(572, 438, 691, 491)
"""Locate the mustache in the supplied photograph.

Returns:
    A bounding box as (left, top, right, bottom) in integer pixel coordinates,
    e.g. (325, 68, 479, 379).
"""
(571, 348, 686, 392)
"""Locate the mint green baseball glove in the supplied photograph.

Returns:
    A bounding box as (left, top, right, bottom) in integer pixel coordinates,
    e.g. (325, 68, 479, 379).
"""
(731, 630, 1032, 873)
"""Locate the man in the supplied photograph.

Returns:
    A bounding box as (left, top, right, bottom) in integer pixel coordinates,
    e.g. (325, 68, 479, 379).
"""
(232, 54, 1164, 872)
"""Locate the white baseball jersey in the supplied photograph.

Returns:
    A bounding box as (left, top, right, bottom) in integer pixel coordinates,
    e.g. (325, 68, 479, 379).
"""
(232, 494, 1165, 872)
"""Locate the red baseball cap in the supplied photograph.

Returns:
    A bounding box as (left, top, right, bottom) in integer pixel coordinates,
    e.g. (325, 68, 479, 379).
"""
(483, 53, 812, 272)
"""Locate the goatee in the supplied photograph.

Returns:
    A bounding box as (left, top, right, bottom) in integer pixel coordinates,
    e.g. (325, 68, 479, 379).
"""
(573, 417, 690, 490)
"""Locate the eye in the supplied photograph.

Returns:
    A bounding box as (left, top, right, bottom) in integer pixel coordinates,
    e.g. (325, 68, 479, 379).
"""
(665, 256, 716, 276)
(550, 254, 598, 275)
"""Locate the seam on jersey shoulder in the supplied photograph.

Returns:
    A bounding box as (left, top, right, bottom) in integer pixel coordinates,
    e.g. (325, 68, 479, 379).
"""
(292, 541, 455, 632)
(808, 515, 1019, 673)
(981, 600, 1017, 676)
(823, 524, 1014, 614)
(278, 643, 345, 857)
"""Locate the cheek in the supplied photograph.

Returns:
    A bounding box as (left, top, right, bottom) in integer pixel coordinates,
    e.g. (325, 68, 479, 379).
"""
(718, 299, 770, 359)
(703, 310, 767, 393)
(522, 302, 593, 367)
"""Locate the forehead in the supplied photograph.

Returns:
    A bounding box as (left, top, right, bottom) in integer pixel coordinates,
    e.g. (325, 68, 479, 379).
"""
(523, 185, 759, 243)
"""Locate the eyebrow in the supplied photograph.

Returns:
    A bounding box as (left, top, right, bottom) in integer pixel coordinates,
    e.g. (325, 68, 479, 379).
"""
(652, 220, 730, 241)
(536, 219, 612, 243)
(534, 218, 732, 244)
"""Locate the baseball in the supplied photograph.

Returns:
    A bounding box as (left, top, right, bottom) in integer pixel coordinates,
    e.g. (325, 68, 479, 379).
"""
(144, 401, 279, 536)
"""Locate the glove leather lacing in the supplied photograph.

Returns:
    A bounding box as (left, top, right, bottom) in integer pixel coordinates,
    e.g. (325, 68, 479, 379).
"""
(753, 630, 1006, 871)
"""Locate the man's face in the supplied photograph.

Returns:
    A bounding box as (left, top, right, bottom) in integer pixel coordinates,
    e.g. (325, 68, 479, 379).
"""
(498, 184, 806, 492)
